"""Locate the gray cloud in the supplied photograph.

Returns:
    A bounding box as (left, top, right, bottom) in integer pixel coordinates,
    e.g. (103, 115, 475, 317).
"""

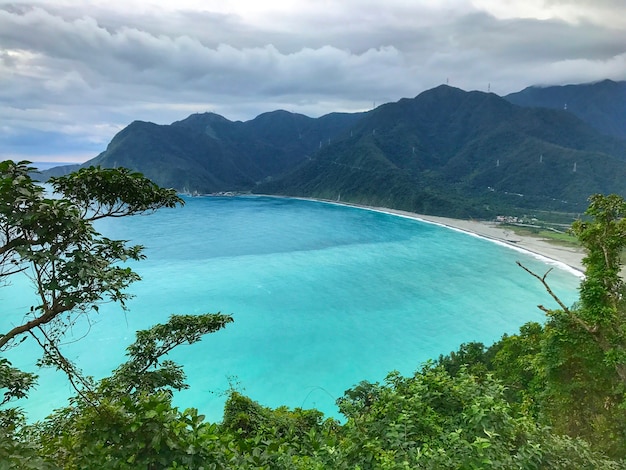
(0, 1, 624, 162)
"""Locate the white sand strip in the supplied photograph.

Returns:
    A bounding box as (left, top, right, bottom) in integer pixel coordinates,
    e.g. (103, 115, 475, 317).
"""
(377, 208, 585, 278)
(299, 197, 586, 277)
(253, 195, 587, 277)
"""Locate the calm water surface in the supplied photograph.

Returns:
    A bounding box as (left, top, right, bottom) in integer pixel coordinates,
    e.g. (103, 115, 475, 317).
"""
(2, 196, 581, 421)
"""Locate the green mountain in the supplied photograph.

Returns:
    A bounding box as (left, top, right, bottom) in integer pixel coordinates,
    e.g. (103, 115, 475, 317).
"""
(57, 110, 364, 193)
(259, 85, 626, 217)
(41, 82, 626, 218)
(505, 79, 626, 140)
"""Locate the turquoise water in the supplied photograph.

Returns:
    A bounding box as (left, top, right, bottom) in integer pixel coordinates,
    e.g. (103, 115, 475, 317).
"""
(2, 196, 580, 422)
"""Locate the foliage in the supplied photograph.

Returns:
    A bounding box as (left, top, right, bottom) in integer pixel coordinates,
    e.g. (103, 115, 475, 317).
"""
(174, 368, 621, 469)
(540, 312, 625, 455)
(222, 391, 327, 440)
(489, 322, 546, 413)
(0, 411, 55, 470)
(0, 161, 183, 352)
(335, 365, 620, 469)
(570, 193, 626, 381)
(102, 313, 234, 396)
(513, 194, 626, 456)
(1, 161, 219, 466)
(35, 390, 217, 469)
(33, 313, 233, 469)
(49, 165, 182, 218)
(3, 164, 626, 467)
(0, 160, 184, 405)
(436, 341, 492, 377)
(439, 318, 626, 457)
(0, 358, 37, 406)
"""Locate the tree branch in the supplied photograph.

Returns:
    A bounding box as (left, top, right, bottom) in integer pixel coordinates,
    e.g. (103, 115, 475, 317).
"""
(28, 328, 99, 410)
(516, 261, 598, 335)
(0, 236, 39, 256)
(0, 302, 75, 350)
(516, 262, 571, 312)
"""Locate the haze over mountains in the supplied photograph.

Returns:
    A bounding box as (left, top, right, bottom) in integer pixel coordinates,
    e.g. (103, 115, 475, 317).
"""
(506, 79, 626, 140)
(43, 80, 626, 218)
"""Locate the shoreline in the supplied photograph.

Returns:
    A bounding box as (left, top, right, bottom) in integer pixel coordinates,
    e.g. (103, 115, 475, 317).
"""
(373, 208, 586, 278)
(209, 193, 586, 278)
(271, 195, 587, 277)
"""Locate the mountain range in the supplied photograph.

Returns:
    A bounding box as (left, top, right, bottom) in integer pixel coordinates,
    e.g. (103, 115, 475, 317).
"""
(43, 79, 626, 218)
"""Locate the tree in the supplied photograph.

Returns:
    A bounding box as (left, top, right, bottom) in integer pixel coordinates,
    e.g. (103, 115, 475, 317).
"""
(0, 160, 235, 466)
(519, 193, 626, 455)
(0, 161, 182, 349)
(33, 314, 233, 469)
(519, 194, 626, 384)
(571, 194, 626, 381)
(0, 160, 186, 404)
(334, 365, 619, 469)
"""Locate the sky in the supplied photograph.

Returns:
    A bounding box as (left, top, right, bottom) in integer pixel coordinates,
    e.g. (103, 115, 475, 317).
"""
(1, 1, 625, 163)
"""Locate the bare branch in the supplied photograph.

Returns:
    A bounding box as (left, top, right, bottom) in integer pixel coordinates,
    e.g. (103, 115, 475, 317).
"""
(517, 261, 599, 335)
(516, 262, 571, 313)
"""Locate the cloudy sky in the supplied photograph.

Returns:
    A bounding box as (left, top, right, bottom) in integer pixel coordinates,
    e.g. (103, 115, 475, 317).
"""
(1, 0, 625, 163)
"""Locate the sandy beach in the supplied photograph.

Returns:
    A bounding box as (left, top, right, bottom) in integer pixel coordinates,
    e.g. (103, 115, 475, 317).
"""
(365, 206, 586, 276)
(296, 197, 585, 276)
(264, 195, 587, 276)
(390, 209, 585, 273)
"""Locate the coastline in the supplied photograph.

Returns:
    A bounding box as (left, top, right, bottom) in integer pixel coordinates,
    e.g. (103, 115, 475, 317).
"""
(377, 208, 586, 277)
(274, 196, 586, 277)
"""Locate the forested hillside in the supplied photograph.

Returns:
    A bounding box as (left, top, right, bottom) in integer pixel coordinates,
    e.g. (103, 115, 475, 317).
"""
(261, 85, 626, 217)
(72, 110, 364, 194)
(506, 79, 626, 140)
(41, 81, 626, 218)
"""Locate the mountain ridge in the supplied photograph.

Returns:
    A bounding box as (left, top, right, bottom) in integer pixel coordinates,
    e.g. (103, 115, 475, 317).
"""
(40, 80, 626, 217)
(259, 85, 626, 217)
(505, 79, 626, 140)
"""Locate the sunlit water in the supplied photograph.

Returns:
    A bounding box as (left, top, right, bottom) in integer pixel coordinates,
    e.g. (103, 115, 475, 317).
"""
(1, 196, 581, 422)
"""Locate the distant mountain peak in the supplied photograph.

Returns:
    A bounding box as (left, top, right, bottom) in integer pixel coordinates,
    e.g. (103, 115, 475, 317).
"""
(40, 79, 626, 218)
(173, 112, 231, 127)
(505, 79, 626, 139)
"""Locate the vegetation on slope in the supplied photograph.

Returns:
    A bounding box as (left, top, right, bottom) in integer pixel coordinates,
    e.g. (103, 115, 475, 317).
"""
(77, 111, 365, 194)
(1, 162, 625, 468)
(42, 81, 626, 219)
(259, 86, 626, 217)
(505, 79, 626, 140)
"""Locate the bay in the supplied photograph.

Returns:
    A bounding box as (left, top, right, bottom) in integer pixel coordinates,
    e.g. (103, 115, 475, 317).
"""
(1, 196, 580, 421)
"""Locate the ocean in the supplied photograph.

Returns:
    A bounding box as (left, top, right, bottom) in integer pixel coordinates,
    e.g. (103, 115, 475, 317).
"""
(1, 196, 581, 422)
